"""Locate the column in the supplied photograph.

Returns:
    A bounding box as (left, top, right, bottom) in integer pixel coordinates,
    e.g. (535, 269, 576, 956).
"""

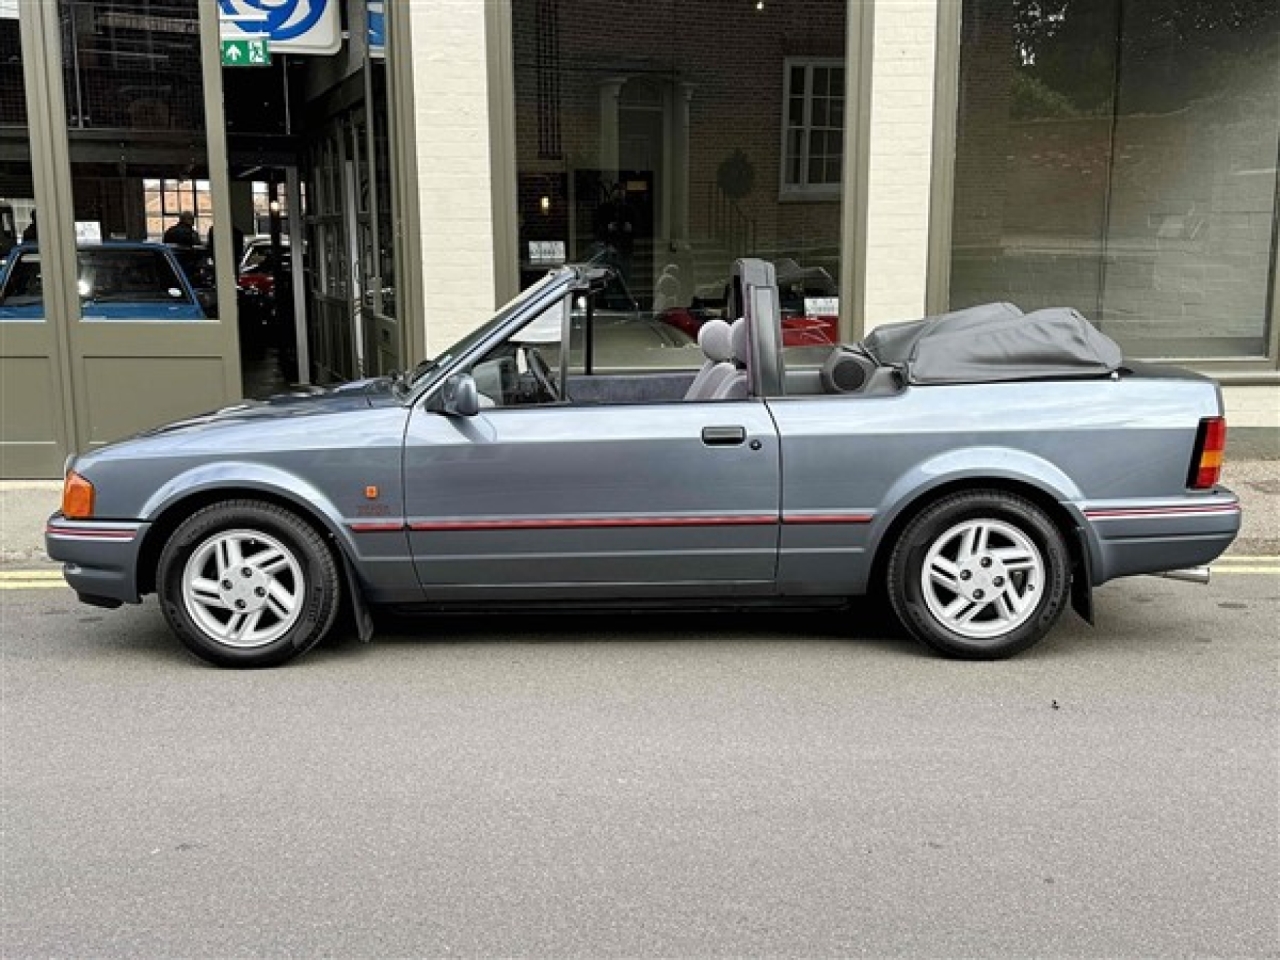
(861, 0, 940, 329)
(399, 1, 503, 354)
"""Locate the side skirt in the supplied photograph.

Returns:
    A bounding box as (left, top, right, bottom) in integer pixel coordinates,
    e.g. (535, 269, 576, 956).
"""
(386, 596, 854, 617)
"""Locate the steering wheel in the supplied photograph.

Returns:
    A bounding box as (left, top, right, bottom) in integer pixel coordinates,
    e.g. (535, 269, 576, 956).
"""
(522, 346, 561, 402)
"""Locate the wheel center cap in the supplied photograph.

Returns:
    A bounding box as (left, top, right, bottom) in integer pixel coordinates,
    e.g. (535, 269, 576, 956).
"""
(220, 568, 271, 612)
(962, 558, 1007, 599)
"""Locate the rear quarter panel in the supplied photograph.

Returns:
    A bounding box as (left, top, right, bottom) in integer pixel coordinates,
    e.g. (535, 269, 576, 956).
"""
(768, 375, 1228, 594)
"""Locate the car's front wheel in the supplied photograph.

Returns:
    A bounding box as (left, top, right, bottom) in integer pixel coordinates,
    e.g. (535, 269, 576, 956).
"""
(886, 490, 1071, 659)
(157, 500, 341, 668)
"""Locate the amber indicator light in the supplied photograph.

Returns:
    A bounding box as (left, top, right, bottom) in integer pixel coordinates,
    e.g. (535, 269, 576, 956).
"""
(62, 470, 95, 519)
(365, 485, 379, 500)
(1188, 416, 1227, 490)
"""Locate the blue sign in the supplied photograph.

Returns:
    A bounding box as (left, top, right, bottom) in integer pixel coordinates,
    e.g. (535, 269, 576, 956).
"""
(368, 1, 385, 59)
(217, 0, 341, 56)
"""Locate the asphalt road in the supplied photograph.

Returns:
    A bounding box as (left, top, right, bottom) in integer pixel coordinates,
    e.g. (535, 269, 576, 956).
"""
(2, 575, 1277, 958)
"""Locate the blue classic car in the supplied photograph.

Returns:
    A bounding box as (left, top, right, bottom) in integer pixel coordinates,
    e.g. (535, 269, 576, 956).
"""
(0, 242, 206, 321)
(46, 260, 1240, 667)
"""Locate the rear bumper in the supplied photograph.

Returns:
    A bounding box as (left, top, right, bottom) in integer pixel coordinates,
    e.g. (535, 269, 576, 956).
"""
(1076, 492, 1242, 584)
(45, 514, 148, 605)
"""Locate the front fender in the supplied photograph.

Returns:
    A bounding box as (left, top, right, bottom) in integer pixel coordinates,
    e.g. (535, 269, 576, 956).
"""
(866, 445, 1085, 560)
(139, 461, 359, 559)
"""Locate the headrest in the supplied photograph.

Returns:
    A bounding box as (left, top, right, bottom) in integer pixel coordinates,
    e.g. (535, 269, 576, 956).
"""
(697, 319, 734, 363)
(729, 318, 750, 365)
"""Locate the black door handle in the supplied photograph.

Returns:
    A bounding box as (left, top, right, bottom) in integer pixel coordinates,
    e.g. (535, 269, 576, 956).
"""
(702, 426, 747, 446)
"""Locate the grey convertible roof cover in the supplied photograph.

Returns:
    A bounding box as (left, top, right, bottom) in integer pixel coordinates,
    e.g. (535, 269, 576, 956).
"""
(861, 302, 1124, 384)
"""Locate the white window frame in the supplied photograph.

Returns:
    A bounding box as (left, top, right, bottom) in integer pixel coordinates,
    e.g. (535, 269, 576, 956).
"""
(779, 57, 845, 201)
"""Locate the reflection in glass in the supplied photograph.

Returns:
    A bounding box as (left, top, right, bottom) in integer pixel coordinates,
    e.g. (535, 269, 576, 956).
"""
(143, 178, 214, 241)
(0, 250, 45, 317)
(950, 0, 1279, 359)
(1103, 0, 1279, 357)
(0, 3, 38, 317)
(512, 0, 848, 348)
(61, 0, 204, 132)
(59, 0, 220, 320)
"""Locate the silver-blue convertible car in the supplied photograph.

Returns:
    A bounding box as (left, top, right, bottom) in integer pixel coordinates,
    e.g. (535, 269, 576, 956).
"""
(46, 260, 1241, 667)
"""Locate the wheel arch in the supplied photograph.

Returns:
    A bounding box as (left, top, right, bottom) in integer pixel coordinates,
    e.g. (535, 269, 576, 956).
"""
(136, 471, 356, 596)
(865, 455, 1089, 600)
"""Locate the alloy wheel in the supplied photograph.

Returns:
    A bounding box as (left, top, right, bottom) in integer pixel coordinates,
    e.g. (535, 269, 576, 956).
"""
(181, 529, 305, 649)
(919, 518, 1045, 640)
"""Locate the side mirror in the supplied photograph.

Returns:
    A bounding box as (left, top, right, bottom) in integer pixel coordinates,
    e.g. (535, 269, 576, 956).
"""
(439, 373, 480, 417)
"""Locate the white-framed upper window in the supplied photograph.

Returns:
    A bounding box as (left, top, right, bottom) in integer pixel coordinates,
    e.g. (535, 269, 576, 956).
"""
(781, 58, 845, 200)
(143, 178, 213, 242)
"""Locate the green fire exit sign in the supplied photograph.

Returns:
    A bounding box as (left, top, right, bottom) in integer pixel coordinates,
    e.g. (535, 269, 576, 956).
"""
(221, 38, 271, 67)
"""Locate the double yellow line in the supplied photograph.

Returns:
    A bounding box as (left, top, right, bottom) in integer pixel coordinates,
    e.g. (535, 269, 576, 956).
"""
(1209, 556, 1280, 576)
(0, 569, 67, 591)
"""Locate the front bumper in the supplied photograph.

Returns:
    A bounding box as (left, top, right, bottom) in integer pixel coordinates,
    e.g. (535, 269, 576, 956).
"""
(45, 514, 149, 605)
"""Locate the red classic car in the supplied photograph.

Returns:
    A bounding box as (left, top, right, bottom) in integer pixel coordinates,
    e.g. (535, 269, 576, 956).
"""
(660, 259, 839, 347)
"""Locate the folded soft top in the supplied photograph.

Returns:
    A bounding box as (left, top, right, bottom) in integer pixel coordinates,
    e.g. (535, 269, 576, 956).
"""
(861, 302, 1123, 385)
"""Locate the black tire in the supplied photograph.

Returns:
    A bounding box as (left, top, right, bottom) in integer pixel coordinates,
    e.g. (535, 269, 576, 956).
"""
(886, 490, 1071, 659)
(156, 500, 341, 668)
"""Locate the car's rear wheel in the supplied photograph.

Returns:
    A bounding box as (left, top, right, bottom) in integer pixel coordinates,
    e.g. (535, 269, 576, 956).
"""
(886, 490, 1070, 659)
(157, 500, 340, 668)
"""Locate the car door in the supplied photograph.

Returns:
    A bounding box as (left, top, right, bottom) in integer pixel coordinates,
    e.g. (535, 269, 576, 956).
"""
(403, 398, 781, 601)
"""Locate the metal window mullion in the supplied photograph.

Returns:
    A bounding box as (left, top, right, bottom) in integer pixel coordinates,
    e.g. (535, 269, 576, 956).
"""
(363, 61, 383, 318)
(67, 2, 85, 129)
(20, 0, 80, 455)
(839, 0, 875, 343)
(384, 0, 434, 366)
(197, 0, 242, 401)
(925, 0, 962, 315)
(486, 0, 519, 307)
(286, 167, 310, 384)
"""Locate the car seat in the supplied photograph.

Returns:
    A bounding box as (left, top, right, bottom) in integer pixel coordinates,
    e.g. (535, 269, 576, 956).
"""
(709, 319, 750, 400)
(683, 318, 736, 400)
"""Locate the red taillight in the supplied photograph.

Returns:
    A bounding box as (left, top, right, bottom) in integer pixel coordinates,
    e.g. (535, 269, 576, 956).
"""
(1189, 416, 1227, 490)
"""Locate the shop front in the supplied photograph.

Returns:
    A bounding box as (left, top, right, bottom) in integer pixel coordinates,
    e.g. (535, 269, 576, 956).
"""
(3, 0, 1276, 480)
(501, 0, 1278, 375)
(944, 0, 1280, 370)
(1, 0, 239, 478)
(0, 0, 409, 479)
(509, 0, 861, 346)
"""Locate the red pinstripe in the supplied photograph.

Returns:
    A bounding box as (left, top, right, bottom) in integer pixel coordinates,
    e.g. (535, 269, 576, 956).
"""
(346, 512, 876, 533)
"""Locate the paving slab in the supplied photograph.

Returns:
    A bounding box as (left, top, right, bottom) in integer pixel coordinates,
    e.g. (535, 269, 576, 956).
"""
(0, 481, 61, 568)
